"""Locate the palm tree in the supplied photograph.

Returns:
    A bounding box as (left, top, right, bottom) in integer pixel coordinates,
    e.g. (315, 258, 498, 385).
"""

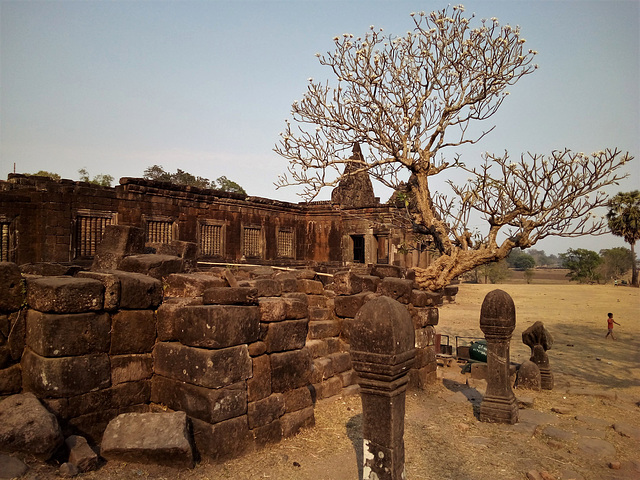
(607, 191, 640, 286)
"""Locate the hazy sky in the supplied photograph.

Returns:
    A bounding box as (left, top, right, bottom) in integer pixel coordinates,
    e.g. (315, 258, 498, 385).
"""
(1, 0, 638, 255)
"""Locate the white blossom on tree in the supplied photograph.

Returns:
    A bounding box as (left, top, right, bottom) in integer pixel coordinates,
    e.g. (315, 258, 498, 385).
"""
(274, 5, 632, 291)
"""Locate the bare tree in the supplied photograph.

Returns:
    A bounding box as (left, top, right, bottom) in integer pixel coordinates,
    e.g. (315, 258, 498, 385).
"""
(275, 5, 632, 290)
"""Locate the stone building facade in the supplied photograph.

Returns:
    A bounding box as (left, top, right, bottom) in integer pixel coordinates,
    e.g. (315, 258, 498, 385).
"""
(0, 173, 433, 270)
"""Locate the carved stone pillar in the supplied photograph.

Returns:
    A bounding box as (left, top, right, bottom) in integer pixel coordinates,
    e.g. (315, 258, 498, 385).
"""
(351, 296, 416, 480)
(479, 289, 518, 424)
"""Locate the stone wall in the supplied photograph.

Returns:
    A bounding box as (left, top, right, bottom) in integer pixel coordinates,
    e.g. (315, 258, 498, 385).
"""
(0, 174, 427, 270)
(0, 260, 447, 462)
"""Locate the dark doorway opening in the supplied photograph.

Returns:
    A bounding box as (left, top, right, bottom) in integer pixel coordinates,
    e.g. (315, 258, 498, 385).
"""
(352, 235, 365, 263)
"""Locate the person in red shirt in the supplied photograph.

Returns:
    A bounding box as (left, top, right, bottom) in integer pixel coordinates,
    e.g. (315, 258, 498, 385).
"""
(605, 312, 620, 340)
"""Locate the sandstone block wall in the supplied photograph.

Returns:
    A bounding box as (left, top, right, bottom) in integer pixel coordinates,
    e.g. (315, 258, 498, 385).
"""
(0, 260, 448, 462)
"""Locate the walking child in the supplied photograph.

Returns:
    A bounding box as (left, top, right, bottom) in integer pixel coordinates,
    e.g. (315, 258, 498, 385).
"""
(605, 312, 620, 340)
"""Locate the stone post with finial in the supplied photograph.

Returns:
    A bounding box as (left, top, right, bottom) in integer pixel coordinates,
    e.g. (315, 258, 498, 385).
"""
(478, 289, 519, 424)
(351, 296, 416, 480)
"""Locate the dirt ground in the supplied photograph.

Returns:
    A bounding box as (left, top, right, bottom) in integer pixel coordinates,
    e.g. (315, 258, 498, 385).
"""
(26, 282, 640, 480)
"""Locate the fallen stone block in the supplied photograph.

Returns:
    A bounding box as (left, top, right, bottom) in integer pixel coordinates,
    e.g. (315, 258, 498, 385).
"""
(370, 264, 403, 278)
(65, 435, 99, 473)
(26, 276, 104, 314)
(118, 254, 184, 280)
(76, 271, 121, 311)
(246, 279, 281, 297)
(108, 270, 162, 310)
(0, 453, 28, 479)
(92, 225, 145, 271)
(297, 279, 324, 295)
(101, 411, 194, 468)
(0, 392, 64, 461)
(334, 292, 373, 318)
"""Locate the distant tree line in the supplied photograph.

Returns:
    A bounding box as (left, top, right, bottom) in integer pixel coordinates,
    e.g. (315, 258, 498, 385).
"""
(143, 165, 246, 195)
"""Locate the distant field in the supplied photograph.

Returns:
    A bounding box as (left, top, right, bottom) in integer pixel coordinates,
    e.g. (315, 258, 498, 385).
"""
(465, 267, 621, 285)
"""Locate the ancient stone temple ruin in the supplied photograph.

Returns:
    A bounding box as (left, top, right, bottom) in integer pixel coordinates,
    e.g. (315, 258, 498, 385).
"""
(0, 168, 433, 270)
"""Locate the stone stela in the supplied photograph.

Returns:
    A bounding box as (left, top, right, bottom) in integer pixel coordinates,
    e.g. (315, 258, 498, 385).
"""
(351, 296, 416, 480)
(478, 289, 519, 424)
(522, 321, 554, 390)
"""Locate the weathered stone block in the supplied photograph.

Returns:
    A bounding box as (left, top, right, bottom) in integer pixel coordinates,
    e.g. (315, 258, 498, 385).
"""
(282, 386, 313, 413)
(21, 349, 111, 398)
(202, 287, 258, 305)
(92, 225, 145, 271)
(65, 435, 99, 473)
(297, 279, 324, 295)
(111, 354, 153, 385)
(108, 271, 162, 310)
(76, 271, 121, 311)
(339, 369, 357, 387)
(26, 276, 104, 314)
(326, 337, 347, 354)
(164, 273, 227, 297)
(0, 263, 23, 313)
(156, 297, 202, 341)
(247, 354, 271, 402)
(153, 342, 252, 389)
(306, 294, 330, 308)
(309, 307, 331, 322)
(308, 320, 340, 339)
(0, 364, 21, 395)
(151, 375, 247, 424)
(164, 304, 260, 349)
(67, 381, 151, 418)
(284, 298, 308, 319)
(264, 319, 308, 353)
(280, 406, 315, 437)
(67, 408, 123, 446)
(252, 419, 282, 447)
(118, 254, 184, 280)
(248, 341, 267, 357)
(370, 264, 403, 278)
(101, 411, 194, 468)
(110, 310, 156, 355)
(409, 306, 439, 328)
(191, 415, 254, 461)
(409, 289, 429, 307)
(376, 277, 413, 303)
(415, 326, 436, 348)
(311, 376, 343, 400)
(26, 311, 110, 357)
(258, 297, 286, 323)
(247, 279, 281, 297)
(305, 339, 329, 358)
(247, 393, 285, 429)
(328, 351, 352, 373)
(0, 392, 64, 461)
(409, 366, 437, 388)
(334, 292, 372, 318)
(310, 357, 334, 384)
(270, 348, 311, 393)
(414, 346, 436, 368)
(273, 273, 298, 293)
(332, 271, 364, 295)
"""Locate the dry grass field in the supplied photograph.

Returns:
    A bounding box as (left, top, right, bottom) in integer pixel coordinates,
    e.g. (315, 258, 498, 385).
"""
(28, 281, 639, 480)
